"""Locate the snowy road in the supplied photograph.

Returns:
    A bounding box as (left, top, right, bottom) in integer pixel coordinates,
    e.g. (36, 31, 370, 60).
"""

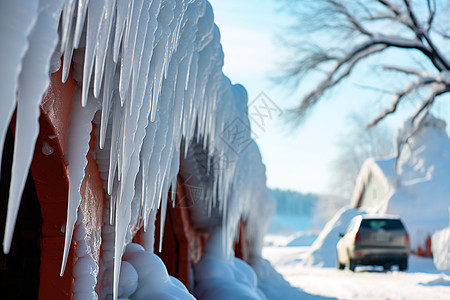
(263, 246, 450, 300)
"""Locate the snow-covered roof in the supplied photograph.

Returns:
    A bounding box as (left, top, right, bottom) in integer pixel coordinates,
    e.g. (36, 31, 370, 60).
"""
(350, 157, 396, 207)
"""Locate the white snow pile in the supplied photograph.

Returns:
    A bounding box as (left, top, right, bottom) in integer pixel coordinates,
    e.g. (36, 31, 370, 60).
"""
(0, 0, 280, 299)
(194, 229, 267, 300)
(432, 208, 450, 271)
(301, 207, 365, 267)
(101, 243, 195, 300)
(286, 231, 319, 247)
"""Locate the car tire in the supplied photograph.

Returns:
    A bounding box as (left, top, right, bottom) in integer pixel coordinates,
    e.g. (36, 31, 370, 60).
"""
(337, 259, 345, 270)
(399, 258, 408, 271)
(348, 259, 356, 272)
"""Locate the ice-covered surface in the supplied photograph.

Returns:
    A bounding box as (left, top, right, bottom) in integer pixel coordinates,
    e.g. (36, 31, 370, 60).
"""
(0, 0, 275, 299)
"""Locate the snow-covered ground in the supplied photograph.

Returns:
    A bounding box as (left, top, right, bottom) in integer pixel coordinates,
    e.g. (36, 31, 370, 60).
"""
(263, 242, 450, 300)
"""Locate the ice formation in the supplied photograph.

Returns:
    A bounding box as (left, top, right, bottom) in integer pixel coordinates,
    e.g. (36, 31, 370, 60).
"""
(0, 0, 275, 299)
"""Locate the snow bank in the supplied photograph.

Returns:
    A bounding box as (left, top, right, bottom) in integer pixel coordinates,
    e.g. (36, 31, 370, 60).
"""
(286, 231, 318, 247)
(301, 207, 365, 267)
(432, 227, 450, 271)
(250, 256, 325, 300)
(432, 207, 450, 271)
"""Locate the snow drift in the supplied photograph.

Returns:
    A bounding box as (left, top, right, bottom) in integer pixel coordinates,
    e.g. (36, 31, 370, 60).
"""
(301, 207, 365, 267)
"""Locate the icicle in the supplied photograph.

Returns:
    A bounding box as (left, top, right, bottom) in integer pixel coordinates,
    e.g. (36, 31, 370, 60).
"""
(81, 0, 105, 107)
(62, 15, 76, 83)
(61, 89, 100, 275)
(99, 38, 117, 149)
(140, 120, 158, 229)
(132, 14, 158, 121)
(129, 0, 157, 116)
(112, 189, 133, 300)
(60, 0, 77, 54)
(108, 92, 122, 194)
(0, 1, 37, 186)
(93, 0, 116, 98)
(3, 0, 63, 254)
(170, 175, 177, 208)
(158, 188, 168, 253)
(118, 0, 144, 101)
(73, 0, 89, 48)
(112, 0, 130, 63)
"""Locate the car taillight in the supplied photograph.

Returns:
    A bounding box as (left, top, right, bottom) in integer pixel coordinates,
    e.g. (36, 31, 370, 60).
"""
(355, 231, 361, 244)
(405, 233, 410, 245)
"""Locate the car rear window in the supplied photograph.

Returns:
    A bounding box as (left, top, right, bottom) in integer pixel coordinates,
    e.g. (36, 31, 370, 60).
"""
(360, 219, 405, 230)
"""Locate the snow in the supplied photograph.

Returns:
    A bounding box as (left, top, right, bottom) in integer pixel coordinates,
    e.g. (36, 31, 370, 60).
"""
(194, 230, 266, 300)
(432, 208, 450, 270)
(99, 243, 195, 299)
(432, 227, 450, 270)
(0, 1, 275, 299)
(301, 207, 365, 268)
(263, 240, 450, 300)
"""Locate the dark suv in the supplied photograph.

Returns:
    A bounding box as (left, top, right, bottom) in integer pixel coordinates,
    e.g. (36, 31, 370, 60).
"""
(336, 215, 410, 271)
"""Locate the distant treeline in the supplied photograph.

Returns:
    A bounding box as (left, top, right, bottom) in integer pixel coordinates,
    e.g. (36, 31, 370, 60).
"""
(269, 188, 319, 216)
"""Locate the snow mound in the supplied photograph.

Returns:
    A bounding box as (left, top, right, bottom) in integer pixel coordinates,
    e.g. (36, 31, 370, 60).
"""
(250, 257, 324, 300)
(432, 209, 450, 271)
(286, 231, 318, 247)
(101, 243, 194, 300)
(301, 207, 365, 267)
(193, 229, 266, 300)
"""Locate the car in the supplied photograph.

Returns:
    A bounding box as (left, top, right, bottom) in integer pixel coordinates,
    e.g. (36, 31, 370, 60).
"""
(336, 215, 410, 271)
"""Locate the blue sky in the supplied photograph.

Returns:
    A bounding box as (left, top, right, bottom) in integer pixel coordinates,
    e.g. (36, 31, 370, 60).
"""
(208, 0, 450, 195)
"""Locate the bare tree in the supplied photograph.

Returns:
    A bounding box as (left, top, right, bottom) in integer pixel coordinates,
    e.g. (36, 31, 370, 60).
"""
(280, 0, 450, 127)
(311, 114, 393, 226)
(329, 113, 394, 198)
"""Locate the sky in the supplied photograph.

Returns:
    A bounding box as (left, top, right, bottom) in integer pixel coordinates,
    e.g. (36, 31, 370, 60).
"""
(208, 0, 450, 195)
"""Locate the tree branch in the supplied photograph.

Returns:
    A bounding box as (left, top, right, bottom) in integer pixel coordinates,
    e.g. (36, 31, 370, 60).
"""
(296, 44, 387, 116)
(412, 84, 450, 122)
(402, 0, 450, 70)
(367, 75, 440, 127)
(281, 0, 450, 127)
(328, 0, 372, 36)
(382, 66, 431, 77)
(426, 0, 436, 33)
